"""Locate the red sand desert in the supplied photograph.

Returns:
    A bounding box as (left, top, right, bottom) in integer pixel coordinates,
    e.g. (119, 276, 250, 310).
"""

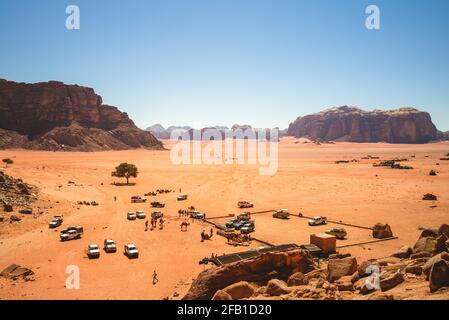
(0, 138, 448, 299)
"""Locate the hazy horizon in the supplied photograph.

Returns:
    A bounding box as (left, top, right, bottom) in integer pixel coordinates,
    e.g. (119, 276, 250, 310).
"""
(1, 0, 448, 130)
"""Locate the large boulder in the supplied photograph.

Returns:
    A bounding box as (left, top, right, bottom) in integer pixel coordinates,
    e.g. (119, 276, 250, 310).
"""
(211, 290, 232, 300)
(429, 259, 449, 293)
(183, 249, 314, 300)
(327, 257, 358, 283)
(414, 237, 436, 253)
(354, 278, 377, 295)
(391, 245, 413, 259)
(422, 252, 449, 279)
(287, 272, 308, 286)
(367, 292, 394, 300)
(265, 279, 291, 296)
(438, 224, 449, 237)
(419, 228, 438, 239)
(422, 193, 438, 201)
(221, 281, 255, 300)
(372, 223, 393, 239)
(2, 202, 13, 212)
(434, 234, 449, 255)
(357, 260, 378, 278)
(380, 271, 404, 292)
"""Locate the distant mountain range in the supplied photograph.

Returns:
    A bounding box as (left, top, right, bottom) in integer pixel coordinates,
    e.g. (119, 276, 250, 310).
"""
(146, 124, 286, 140)
(147, 106, 445, 144)
(0, 78, 446, 151)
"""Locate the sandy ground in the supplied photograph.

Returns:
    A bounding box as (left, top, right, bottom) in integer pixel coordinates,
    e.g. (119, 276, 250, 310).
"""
(0, 138, 448, 300)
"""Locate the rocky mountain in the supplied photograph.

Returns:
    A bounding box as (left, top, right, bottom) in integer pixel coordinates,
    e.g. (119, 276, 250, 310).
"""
(0, 79, 163, 151)
(146, 124, 279, 140)
(146, 125, 193, 140)
(437, 130, 449, 141)
(287, 106, 438, 144)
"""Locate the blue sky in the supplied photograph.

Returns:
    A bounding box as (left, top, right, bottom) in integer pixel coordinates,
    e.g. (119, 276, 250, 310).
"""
(1, 0, 448, 130)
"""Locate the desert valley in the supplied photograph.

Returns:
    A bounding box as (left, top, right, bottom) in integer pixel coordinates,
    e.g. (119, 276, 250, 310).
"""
(0, 80, 449, 300)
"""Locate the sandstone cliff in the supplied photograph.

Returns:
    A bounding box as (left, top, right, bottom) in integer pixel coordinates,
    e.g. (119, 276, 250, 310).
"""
(287, 106, 438, 144)
(0, 79, 163, 151)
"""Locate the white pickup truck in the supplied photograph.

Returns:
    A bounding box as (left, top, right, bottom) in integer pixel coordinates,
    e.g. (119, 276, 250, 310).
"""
(308, 216, 327, 226)
(60, 226, 83, 241)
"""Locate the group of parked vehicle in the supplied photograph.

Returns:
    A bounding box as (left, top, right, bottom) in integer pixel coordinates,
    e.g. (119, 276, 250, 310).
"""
(226, 212, 255, 234)
(86, 240, 139, 259)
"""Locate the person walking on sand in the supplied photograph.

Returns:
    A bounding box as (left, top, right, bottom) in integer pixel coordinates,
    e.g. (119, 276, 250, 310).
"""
(145, 220, 149, 231)
(114, 196, 117, 202)
(152, 270, 159, 285)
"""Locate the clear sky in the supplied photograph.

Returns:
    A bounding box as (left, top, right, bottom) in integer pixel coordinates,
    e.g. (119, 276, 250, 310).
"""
(1, 0, 448, 130)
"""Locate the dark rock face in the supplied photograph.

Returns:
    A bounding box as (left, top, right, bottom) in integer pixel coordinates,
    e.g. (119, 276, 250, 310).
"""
(0, 79, 163, 151)
(182, 249, 314, 300)
(287, 106, 438, 144)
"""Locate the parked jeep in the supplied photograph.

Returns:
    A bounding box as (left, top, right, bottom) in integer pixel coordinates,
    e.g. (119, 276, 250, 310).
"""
(151, 201, 165, 208)
(238, 201, 254, 209)
(103, 239, 117, 253)
(49, 215, 63, 228)
(190, 211, 205, 219)
(124, 244, 139, 259)
(127, 212, 137, 220)
(86, 244, 100, 259)
(240, 221, 255, 234)
(308, 216, 327, 226)
(326, 227, 347, 240)
(177, 194, 188, 201)
(131, 195, 147, 203)
(136, 210, 146, 219)
(273, 209, 289, 219)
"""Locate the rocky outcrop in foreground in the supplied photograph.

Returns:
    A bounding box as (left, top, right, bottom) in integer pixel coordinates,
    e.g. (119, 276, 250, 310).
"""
(287, 106, 438, 144)
(184, 225, 449, 300)
(0, 170, 37, 217)
(0, 79, 163, 151)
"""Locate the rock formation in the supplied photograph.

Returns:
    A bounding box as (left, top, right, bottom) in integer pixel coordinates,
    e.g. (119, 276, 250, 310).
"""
(182, 249, 315, 300)
(184, 224, 449, 300)
(437, 130, 449, 141)
(287, 106, 438, 144)
(0, 79, 163, 151)
(0, 170, 37, 214)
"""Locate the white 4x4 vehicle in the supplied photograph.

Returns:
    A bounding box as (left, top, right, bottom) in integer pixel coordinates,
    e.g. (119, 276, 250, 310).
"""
(86, 244, 100, 259)
(308, 216, 327, 226)
(104, 239, 117, 253)
(136, 211, 146, 219)
(60, 226, 83, 241)
(127, 212, 137, 220)
(124, 244, 139, 259)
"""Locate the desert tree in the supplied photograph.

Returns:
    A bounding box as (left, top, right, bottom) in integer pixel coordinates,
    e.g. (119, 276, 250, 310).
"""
(111, 163, 138, 185)
(2, 158, 13, 168)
